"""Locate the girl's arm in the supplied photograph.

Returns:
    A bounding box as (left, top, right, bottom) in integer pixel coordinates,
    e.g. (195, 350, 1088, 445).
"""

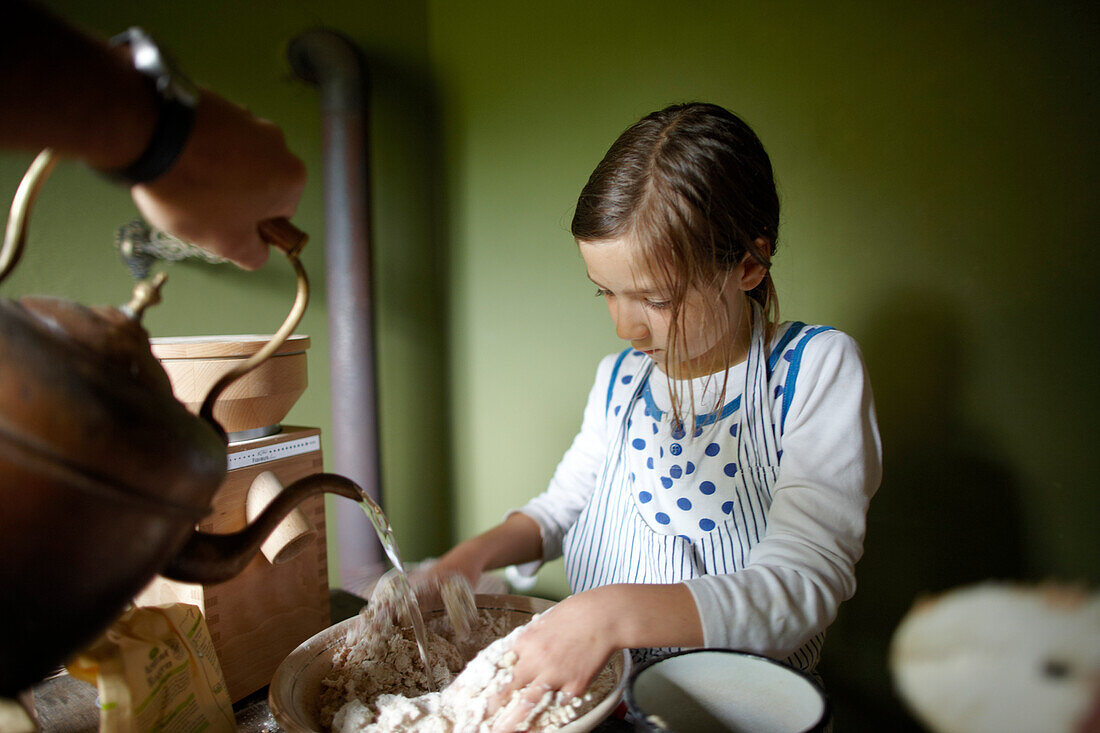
(429, 512, 544, 586)
(514, 582, 704, 688)
(423, 352, 619, 593)
(683, 330, 881, 660)
(510, 353, 619, 572)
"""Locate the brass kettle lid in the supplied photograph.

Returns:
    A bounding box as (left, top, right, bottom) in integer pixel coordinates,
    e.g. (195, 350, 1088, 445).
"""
(13, 273, 173, 393)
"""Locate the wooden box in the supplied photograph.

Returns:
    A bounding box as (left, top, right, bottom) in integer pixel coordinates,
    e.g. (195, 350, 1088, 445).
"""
(135, 426, 329, 701)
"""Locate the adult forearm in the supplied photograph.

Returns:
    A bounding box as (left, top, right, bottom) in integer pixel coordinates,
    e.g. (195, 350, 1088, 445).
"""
(1, 1, 156, 169)
(1, 2, 306, 269)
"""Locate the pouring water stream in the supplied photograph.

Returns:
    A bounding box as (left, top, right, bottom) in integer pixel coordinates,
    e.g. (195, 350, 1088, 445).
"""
(355, 491, 436, 690)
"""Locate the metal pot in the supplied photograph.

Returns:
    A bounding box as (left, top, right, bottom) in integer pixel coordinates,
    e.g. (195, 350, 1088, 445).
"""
(625, 649, 830, 732)
(0, 150, 362, 695)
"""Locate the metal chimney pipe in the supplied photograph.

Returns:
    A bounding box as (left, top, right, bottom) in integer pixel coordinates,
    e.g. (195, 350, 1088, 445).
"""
(287, 29, 383, 589)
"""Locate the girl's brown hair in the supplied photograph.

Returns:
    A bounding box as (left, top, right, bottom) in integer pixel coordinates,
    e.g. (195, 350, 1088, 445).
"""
(572, 103, 780, 425)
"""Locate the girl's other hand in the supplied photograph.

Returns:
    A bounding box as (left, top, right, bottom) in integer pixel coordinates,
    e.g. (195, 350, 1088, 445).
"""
(369, 558, 476, 612)
(425, 512, 543, 598)
(417, 549, 485, 601)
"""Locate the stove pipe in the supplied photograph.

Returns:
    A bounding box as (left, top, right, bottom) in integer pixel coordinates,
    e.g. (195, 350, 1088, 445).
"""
(287, 29, 383, 588)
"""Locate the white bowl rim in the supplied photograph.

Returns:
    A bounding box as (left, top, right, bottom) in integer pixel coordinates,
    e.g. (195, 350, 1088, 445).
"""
(624, 647, 830, 733)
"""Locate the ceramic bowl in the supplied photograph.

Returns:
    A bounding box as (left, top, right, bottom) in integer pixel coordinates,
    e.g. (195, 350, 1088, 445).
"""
(625, 649, 829, 732)
(268, 593, 630, 732)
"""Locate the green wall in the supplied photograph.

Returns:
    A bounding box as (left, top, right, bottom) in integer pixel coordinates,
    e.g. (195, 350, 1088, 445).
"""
(4, 1, 1097, 729)
(429, 1, 1097, 729)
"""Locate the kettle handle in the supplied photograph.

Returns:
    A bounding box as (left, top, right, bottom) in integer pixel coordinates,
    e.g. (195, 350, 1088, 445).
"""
(197, 220, 310, 430)
(1, 149, 58, 286)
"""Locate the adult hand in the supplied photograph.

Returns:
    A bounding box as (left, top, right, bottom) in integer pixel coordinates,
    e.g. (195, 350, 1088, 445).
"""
(130, 90, 306, 270)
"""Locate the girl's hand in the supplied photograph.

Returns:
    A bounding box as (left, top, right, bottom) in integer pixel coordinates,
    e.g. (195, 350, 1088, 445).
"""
(488, 582, 703, 731)
(490, 589, 619, 732)
(423, 549, 485, 592)
(418, 512, 544, 604)
(404, 557, 483, 634)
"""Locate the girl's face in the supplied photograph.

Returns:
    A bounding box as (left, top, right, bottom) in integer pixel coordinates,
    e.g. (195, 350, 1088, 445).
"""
(579, 236, 764, 378)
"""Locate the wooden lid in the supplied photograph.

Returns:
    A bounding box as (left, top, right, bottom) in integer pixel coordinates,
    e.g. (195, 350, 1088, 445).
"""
(149, 334, 310, 360)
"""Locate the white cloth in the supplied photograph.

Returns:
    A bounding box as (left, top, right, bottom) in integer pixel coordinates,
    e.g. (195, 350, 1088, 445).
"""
(516, 315, 881, 669)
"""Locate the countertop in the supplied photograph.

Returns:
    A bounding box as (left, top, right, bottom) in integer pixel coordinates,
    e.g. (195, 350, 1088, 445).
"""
(27, 590, 632, 732)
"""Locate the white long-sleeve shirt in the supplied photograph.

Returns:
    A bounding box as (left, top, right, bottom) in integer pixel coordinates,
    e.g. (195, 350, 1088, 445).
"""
(517, 323, 881, 664)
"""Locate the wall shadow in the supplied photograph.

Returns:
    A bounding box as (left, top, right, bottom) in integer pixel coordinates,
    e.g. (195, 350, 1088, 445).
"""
(819, 290, 1029, 731)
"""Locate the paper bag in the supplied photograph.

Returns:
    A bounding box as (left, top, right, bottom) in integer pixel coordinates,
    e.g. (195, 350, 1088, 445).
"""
(68, 603, 236, 732)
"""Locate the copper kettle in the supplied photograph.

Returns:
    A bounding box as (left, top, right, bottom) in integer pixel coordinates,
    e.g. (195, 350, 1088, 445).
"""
(0, 151, 364, 695)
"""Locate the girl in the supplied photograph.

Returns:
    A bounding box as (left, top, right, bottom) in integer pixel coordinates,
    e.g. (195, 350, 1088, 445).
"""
(426, 102, 881, 720)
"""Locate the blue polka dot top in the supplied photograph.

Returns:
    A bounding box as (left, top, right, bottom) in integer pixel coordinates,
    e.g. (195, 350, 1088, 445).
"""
(619, 354, 749, 541)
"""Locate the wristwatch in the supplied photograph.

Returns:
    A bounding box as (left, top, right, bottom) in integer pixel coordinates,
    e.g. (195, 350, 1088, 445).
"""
(103, 27, 199, 185)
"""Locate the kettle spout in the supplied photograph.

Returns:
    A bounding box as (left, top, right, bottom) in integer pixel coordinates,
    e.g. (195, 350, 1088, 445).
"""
(161, 473, 363, 584)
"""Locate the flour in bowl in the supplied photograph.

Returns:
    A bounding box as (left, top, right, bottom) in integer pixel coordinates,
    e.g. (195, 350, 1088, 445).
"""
(319, 584, 617, 732)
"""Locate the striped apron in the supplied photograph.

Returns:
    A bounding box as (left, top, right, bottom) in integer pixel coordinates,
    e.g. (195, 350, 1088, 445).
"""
(562, 304, 828, 671)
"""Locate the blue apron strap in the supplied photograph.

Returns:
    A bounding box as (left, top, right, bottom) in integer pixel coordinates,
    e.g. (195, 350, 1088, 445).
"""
(768, 321, 806, 378)
(738, 301, 781, 469)
(606, 348, 634, 417)
(780, 326, 834, 434)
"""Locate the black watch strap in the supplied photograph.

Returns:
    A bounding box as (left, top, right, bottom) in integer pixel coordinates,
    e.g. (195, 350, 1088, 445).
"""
(102, 28, 198, 186)
(103, 92, 196, 185)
